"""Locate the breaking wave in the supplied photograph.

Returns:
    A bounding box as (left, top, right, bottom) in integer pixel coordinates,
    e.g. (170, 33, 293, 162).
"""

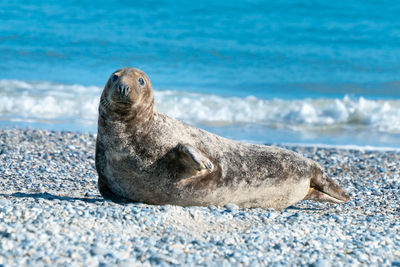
(1, 80, 400, 135)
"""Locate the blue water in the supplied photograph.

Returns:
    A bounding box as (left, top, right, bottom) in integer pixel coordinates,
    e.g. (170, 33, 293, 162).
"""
(1, 0, 400, 147)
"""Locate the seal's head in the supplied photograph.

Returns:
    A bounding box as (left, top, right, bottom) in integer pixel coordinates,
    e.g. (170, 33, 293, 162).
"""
(99, 67, 154, 120)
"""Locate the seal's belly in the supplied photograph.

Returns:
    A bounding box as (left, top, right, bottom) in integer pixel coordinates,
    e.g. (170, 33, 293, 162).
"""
(199, 178, 310, 210)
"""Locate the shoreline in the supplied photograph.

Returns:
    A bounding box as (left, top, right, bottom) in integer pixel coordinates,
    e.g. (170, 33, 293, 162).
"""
(0, 128, 399, 266)
(2, 122, 400, 152)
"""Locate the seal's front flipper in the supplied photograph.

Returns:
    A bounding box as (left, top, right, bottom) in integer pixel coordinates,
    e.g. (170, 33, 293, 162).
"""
(176, 143, 214, 172)
(168, 143, 220, 190)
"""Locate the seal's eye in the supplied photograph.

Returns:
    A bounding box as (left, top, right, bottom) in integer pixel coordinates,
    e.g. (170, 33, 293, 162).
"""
(138, 77, 145, 87)
(112, 74, 119, 82)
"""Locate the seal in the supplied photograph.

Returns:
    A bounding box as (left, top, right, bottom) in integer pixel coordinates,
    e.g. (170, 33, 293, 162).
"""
(95, 67, 350, 210)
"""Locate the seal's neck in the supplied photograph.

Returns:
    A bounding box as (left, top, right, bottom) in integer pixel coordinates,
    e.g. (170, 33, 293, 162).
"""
(98, 97, 155, 137)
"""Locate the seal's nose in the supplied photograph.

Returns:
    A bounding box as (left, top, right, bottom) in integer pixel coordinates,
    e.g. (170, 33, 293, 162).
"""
(118, 84, 130, 96)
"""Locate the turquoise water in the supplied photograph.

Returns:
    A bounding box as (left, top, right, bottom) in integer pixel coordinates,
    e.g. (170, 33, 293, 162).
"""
(1, 0, 400, 147)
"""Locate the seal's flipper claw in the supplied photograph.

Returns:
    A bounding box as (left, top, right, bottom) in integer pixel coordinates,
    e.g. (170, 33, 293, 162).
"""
(205, 161, 213, 170)
(177, 143, 214, 172)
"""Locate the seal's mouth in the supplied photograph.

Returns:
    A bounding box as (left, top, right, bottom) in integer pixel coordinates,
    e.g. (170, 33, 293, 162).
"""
(110, 95, 133, 105)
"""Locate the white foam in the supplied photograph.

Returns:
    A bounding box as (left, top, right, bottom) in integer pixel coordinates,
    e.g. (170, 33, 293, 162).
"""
(0, 80, 101, 124)
(1, 80, 400, 136)
(279, 142, 400, 152)
(156, 91, 400, 134)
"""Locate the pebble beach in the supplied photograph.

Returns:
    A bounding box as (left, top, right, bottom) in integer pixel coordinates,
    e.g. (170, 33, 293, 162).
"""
(0, 128, 399, 266)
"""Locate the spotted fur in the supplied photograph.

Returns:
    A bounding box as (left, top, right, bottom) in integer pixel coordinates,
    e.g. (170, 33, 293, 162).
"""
(95, 67, 350, 210)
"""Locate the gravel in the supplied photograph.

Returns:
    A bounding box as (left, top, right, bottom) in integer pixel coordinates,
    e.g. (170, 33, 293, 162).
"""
(0, 128, 399, 266)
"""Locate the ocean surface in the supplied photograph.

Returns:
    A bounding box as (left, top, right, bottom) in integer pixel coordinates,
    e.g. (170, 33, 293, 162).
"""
(1, 0, 400, 147)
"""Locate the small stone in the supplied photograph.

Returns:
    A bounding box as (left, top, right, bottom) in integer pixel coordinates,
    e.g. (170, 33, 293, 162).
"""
(311, 259, 330, 267)
(117, 259, 139, 267)
(0, 198, 10, 206)
(272, 244, 281, 250)
(90, 244, 108, 256)
(149, 255, 179, 265)
(224, 203, 239, 211)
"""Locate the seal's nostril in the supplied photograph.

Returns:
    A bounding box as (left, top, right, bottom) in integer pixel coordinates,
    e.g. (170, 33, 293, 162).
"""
(118, 84, 130, 96)
(119, 84, 129, 90)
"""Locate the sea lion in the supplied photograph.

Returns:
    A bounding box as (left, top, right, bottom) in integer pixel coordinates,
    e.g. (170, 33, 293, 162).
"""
(95, 67, 350, 210)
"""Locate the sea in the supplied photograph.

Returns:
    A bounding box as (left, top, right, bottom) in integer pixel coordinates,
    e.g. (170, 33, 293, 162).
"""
(1, 0, 400, 148)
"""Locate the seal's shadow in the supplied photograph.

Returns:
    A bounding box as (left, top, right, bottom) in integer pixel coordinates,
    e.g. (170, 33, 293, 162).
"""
(0, 192, 105, 203)
(1, 192, 334, 212)
(285, 205, 326, 211)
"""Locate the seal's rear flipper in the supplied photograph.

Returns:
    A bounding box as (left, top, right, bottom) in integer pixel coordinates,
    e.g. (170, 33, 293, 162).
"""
(304, 187, 348, 203)
(305, 172, 350, 203)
